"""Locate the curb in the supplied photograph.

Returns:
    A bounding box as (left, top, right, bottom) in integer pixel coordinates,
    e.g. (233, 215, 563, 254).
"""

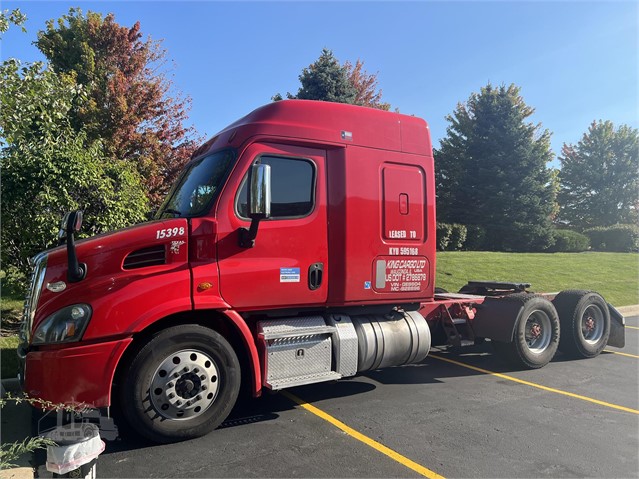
(0, 468, 34, 479)
(0, 467, 35, 479)
(617, 305, 639, 317)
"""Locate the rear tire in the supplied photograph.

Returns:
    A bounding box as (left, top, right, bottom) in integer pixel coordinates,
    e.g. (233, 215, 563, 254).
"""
(553, 290, 610, 359)
(492, 294, 560, 369)
(120, 324, 241, 443)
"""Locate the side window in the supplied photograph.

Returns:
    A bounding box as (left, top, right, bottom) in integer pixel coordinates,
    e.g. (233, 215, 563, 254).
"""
(237, 156, 315, 219)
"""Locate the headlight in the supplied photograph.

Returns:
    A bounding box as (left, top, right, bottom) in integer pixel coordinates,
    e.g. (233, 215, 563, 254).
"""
(32, 304, 92, 345)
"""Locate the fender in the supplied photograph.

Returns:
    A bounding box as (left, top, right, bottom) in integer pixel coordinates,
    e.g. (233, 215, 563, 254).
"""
(471, 296, 524, 342)
(607, 303, 625, 348)
(220, 309, 262, 396)
(126, 306, 262, 396)
(124, 297, 195, 336)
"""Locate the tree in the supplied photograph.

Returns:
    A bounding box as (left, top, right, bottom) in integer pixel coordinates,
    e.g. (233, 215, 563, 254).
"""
(435, 84, 557, 252)
(273, 49, 390, 110)
(274, 48, 356, 104)
(36, 8, 200, 206)
(558, 121, 638, 229)
(0, 59, 147, 285)
(344, 59, 391, 111)
(0, 8, 26, 35)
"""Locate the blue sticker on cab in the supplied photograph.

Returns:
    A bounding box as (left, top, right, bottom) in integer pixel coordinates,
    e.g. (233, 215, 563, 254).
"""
(280, 267, 301, 283)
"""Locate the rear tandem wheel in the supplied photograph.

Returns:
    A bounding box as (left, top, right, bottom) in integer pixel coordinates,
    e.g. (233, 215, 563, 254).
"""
(552, 290, 610, 359)
(492, 294, 560, 369)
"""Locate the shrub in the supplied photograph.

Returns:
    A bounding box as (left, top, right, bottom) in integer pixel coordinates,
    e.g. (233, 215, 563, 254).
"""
(436, 223, 468, 251)
(547, 229, 590, 253)
(448, 224, 467, 251)
(0, 267, 27, 298)
(584, 224, 639, 252)
(436, 223, 453, 251)
(464, 224, 487, 250)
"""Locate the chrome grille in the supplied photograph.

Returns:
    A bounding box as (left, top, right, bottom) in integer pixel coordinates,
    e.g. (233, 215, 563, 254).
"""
(21, 253, 47, 343)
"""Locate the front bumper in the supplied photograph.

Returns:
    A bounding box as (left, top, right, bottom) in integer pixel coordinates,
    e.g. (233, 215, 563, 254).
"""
(23, 337, 132, 408)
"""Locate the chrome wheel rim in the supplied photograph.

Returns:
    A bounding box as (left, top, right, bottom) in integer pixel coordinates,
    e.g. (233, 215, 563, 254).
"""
(524, 310, 552, 354)
(150, 349, 220, 420)
(581, 305, 604, 345)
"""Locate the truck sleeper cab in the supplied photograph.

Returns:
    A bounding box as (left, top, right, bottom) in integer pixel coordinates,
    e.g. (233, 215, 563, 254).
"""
(18, 100, 625, 443)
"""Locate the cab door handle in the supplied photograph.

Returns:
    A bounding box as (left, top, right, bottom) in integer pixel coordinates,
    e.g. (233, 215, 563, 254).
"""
(308, 263, 324, 290)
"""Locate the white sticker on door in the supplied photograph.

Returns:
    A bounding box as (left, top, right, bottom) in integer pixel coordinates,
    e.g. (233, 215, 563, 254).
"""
(280, 267, 301, 283)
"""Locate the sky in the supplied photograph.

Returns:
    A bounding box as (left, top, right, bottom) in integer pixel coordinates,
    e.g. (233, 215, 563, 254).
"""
(2, 0, 638, 165)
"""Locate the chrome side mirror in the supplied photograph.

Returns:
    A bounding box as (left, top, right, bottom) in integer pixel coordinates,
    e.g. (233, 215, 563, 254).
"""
(239, 163, 271, 248)
(249, 163, 271, 219)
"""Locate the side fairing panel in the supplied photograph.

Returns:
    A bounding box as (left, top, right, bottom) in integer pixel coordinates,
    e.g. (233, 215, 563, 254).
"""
(326, 146, 436, 305)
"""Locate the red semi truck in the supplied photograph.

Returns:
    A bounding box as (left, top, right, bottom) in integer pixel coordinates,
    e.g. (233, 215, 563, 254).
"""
(18, 100, 625, 442)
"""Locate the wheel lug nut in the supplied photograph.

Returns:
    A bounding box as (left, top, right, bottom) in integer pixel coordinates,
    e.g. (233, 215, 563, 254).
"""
(186, 401, 191, 406)
(174, 373, 180, 378)
(201, 385, 207, 390)
(176, 400, 182, 406)
(193, 368, 199, 373)
(169, 393, 175, 399)
(183, 366, 189, 372)
(195, 395, 201, 401)
(167, 382, 174, 388)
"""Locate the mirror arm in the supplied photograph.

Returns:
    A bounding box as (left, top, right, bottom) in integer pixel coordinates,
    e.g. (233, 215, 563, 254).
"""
(66, 229, 87, 283)
(60, 211, 87, 283)
(238, 217, 262, 248)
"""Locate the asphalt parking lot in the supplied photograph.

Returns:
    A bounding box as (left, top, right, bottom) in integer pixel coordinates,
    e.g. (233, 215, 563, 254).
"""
(83, 315, 639, 478)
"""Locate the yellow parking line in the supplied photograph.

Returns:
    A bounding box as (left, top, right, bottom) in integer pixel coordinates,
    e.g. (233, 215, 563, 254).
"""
(283, 391, 445, 479)
(429, 354, 639, 415)
(624, 325, 639, 330)
(604, 349, 639, 359)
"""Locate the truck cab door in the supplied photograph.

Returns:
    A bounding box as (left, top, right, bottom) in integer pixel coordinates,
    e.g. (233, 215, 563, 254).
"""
(215, 143, 328, 310)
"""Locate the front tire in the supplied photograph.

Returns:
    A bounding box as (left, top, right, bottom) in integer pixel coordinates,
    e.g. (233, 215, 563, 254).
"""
(120, 324, 241, 443)
(492, 294, 560, 369)
(553, 290, 610, 359)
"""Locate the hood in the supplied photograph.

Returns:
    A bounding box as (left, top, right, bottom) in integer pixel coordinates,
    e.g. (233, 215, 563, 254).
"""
(79, 218, 188, 258)
(42, 217, 189, 300)
(29, 218, 192, 343)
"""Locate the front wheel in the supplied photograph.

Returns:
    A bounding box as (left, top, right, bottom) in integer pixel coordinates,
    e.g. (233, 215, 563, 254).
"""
(492, 294, 560, 369)
(120, 324, 241, 443)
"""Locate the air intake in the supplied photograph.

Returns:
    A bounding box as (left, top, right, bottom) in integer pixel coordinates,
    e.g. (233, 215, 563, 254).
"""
(123, 245, 166, 270)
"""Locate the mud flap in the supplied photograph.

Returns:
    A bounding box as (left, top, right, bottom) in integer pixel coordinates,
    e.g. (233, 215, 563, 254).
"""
(471, 296, 524, 342)
(607, 303, 625, 348)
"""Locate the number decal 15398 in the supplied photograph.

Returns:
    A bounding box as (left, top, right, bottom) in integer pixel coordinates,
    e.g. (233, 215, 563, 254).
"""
(156, 227, 185, 239)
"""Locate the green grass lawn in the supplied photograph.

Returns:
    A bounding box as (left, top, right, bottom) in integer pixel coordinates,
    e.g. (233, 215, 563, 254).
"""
(1, 292, 23, 379)
(436, 251, 639, 307)
(1, 336, 20, 379)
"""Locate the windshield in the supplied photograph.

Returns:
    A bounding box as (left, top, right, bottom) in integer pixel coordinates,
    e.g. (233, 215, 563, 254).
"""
(157, 149, 236, 218)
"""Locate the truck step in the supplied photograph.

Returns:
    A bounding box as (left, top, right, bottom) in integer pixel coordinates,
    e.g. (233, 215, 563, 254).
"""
(266, 371, 342, 390)
(259, 316, 336, 340)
